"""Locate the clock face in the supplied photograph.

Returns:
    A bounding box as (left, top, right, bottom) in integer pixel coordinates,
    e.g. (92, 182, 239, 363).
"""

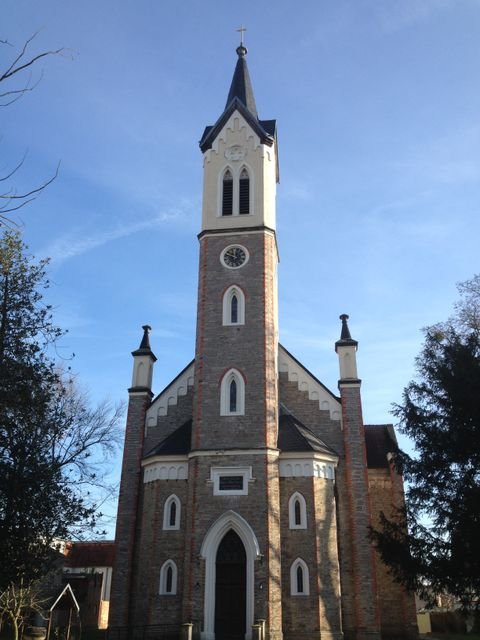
(221, 245, 248, 269)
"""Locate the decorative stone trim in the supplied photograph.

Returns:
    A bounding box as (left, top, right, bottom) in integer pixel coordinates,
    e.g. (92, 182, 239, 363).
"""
(290, 558, 310, 596)
(146, 362, 194, 425)
(278, 345, 341, 421)
(159, 560, 177, 595)
(279, 456, 335, 479)
(163, 494, 181, 530)
(288, 492, 307, 529)
(209, 466, 254, 496)
(142, 456, 188, 483)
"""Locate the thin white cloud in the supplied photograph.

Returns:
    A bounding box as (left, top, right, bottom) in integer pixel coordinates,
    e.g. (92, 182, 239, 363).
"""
(374, 0, 454, 32)
(43, 211, 181, 264)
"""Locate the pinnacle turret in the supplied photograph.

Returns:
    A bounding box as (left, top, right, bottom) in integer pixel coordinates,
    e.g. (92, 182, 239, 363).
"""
(132, 324, 157, 360)
(335, 314, 358, 351)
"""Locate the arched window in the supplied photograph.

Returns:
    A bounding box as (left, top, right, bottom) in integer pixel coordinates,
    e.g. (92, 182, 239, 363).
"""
(220, 369, 245, 416)
(163, 494, 181, 530)
(159, 560, 177, 595)
(290, 558, 309, 596)
(239, 167, 250, 215)
(288, 492, 307, 529)
(222, 169, 233, 216)
(222, 286, 245, 326)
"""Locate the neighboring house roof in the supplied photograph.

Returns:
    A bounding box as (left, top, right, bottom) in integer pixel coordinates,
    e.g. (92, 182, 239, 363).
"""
(278, 406, 338, 456)
(64, 541, 115, 567)
(364, 424, 398, 468)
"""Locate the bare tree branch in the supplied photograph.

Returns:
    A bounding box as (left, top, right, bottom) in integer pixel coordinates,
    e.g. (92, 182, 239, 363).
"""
(0, 32, 68, 227)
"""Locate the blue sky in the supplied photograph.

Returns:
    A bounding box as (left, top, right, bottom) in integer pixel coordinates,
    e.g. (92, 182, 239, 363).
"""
(4, 1, 480, 528)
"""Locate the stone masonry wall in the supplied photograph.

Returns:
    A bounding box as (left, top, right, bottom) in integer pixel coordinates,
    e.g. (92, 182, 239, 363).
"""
(130, 478, 189, 627)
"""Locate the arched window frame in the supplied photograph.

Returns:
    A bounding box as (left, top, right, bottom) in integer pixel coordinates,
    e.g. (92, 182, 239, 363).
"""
(288, 492, 307, 530)
(290, 558, 310, 596)
(217, 164, 254, 217)
(163, 494, 181, 530)
(220, 368, 245, 416)
(159, 560, 178, 595)
(222, 285, 245, 326)
(221, 168, 233, 216)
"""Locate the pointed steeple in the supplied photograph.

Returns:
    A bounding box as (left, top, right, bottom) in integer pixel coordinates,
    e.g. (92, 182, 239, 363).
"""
(132, 324, 157, 359)
(225, 45, 258, 118)
(130, 325, 157, 394)
(335, 314, 358, 351)
(199, 45, 276, 155)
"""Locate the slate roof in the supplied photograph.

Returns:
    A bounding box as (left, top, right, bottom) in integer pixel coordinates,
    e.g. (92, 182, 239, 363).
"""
(364, 424, 398, 468)
(225, 46, 258, 117)
(278, 406, 338, 457)
(145, 419, 192, 457)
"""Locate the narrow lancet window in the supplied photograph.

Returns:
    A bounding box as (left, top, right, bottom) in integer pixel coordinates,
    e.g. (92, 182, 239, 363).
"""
(231, 294, 238, 323)
(296, 566, 304, 594)
(222, 169, 233, 215)
(166, 566, 173, 593)
(291, 558, 309, 595)
(229, 379, 237, 413)
(239, 168, 250, 214)
(294, 500, 301, 526)
(169, 501, 176, 527)
(220, 368, 245, 416)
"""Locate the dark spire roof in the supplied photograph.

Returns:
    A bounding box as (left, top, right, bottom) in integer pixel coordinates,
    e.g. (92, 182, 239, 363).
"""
(225, 45, 258, 118)
(199, 46, 277, 157)
(132, 324, 157, 361)
(335, 314, 358, 351)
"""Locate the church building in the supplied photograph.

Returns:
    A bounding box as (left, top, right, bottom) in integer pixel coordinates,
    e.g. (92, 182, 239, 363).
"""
(109, 44, 417, 640)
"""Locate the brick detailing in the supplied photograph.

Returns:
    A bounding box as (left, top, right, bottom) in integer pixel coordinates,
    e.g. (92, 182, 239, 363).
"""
(368, 467, 417, 640)
(193, 235, 208, 451)
(109, 392, 150, 628)
(191, 230, 278, 451)
(339, 385, 381, 640)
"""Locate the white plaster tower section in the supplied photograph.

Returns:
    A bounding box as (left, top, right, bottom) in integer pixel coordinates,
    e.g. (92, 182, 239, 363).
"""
(201, 115, 278, 231)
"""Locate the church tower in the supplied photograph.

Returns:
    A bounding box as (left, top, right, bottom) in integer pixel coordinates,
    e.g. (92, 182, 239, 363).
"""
(109, 42, 417, 640)
(183, 42, 283, 640)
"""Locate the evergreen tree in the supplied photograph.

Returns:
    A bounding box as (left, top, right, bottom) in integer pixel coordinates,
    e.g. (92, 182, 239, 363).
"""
(0, 231, 121, 590)
(371, 275, 480, 610)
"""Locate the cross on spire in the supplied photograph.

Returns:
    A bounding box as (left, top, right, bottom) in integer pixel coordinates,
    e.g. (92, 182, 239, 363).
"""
(236, 25, 247, 46)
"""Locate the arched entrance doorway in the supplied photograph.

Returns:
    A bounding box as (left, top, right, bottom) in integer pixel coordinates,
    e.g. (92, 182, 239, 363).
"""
(215, 530, 246, 640)
(200, 510, 260, 640)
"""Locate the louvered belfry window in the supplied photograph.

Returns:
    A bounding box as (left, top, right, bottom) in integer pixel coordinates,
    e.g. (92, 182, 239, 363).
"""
(222, 169, 233, 215)
(239, 168, 250, 214)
